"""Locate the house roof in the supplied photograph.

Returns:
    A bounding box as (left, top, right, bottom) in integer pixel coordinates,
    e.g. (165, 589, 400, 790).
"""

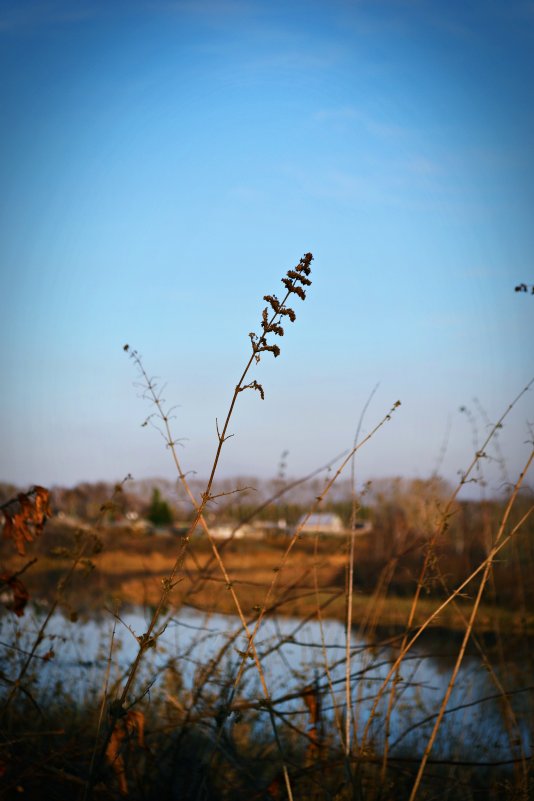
(298, 513, 343, 527)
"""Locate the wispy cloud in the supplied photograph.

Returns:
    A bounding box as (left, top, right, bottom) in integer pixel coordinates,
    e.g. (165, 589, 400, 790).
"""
(226, 184, 264, 202)
(0, 1, 98, 34)
(403, 155, 442, 176)
(312, 105, 408, 139)
(148, 0, 255, 20)
(0, 0, 252, 35)
(279, 164, 403, 206)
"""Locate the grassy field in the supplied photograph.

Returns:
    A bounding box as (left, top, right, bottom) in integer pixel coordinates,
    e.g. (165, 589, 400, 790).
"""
(4, 521, 532, 635)
(1, 517, 533, 801)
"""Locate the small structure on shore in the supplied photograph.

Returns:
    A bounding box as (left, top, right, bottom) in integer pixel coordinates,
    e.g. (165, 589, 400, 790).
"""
(297, 513, 344, 535)
(296, 513, 373, 536)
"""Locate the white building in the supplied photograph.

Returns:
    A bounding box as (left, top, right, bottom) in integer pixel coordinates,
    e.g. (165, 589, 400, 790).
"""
(296, 514, 373, 536)
(297, 513, 344, 535)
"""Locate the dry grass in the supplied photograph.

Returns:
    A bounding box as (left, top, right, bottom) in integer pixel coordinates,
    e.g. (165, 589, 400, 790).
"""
(1, 253, 533, 800)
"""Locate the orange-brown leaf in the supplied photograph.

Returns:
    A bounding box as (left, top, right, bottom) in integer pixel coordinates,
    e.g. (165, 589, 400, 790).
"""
(32, 486, 52, 531)
(124, 710, 145, 746)
(0, 572, 29, 616)
(302, 684, 320, 725)
(106, 728, 128, 797)
(2, 486, 51, 555)
(106, 710, 146, 796)
(2, 512, 33, 556)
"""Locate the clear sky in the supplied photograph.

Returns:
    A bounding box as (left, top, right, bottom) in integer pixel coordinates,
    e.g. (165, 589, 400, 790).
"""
(1, 0, 533, 496)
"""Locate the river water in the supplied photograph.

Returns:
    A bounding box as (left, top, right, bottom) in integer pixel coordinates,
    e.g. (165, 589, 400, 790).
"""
(1, 606, 532, 764)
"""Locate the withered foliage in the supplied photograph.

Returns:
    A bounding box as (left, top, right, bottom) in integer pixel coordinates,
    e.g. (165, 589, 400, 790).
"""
(0, 571, 29, 616)
(248, 252, 313, 380)
(1, 485, 52, 556)
(105, 709, 146, 796)
(302, 682, 323, 761)
(514, 283, 534, 294)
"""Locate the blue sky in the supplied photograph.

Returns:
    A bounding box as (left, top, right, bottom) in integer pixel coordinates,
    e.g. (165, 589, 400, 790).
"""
(1, 0, 533, 495)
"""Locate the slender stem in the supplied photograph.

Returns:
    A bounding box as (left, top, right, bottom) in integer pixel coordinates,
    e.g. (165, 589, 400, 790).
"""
(346, 382, 379, 754)
(408, 447, 533, 801)
(359, 499, 534, 758)
(357, 376, 534, 757)
(94, 273, 307, 799)
(2, 539, 89, 714)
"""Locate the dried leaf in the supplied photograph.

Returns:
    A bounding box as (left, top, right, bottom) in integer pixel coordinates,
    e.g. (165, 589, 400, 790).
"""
(32, 486, 52, 531)
(106, 710, 145, 796)
(0, 572, 29, 616)
(302, 684, 320, 725)
(1, 486, 52, 555)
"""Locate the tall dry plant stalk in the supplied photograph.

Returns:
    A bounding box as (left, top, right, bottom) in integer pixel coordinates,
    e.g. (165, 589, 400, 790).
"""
(96, 252, 402, 800)
(346, 383, 379, 759)
(2, 255, 532, 800)
(356, 378, 534, 767)
(89, 253, 315, 800)
(408, 445, 534, 801)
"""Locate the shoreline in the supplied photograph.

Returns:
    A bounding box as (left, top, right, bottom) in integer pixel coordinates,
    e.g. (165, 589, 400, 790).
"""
(2, 530, 532, 637)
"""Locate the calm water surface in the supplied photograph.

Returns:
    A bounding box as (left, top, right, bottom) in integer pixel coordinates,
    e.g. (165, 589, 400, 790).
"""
(1, 606, 532, 763)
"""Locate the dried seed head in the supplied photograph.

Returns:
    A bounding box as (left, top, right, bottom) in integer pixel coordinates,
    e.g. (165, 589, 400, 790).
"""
(282, 278, 306, 300)
(264, 294, 281, 313)
(286, 269, 312, 286)
(296, 253, 313, 275)
(257, 343, 281, 357)
(279, 307, 296, 322)
(249, 252, 312, 362)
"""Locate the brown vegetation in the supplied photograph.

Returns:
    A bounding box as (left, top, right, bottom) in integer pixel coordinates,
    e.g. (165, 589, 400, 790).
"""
(1, 253, 533, 800)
